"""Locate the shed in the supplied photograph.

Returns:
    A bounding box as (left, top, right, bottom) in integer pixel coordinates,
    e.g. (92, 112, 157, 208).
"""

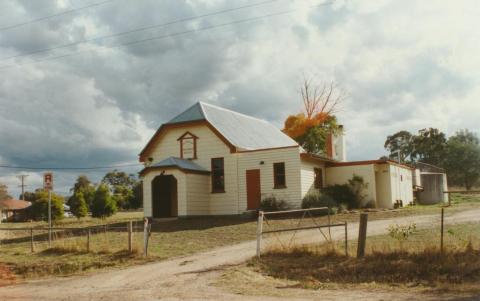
(415, 162, 448, 205)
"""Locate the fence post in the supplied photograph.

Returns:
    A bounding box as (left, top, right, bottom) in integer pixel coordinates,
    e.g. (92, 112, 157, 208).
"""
(87, 228, 91, 252)
(327, 209, 331, 240)
(344, 221, 348, 257)
(357, 213, 368, 258)
(30, 228, 34, 253)
(440, 207, 444, 254)
(256, 211, 264, 258)
(128, 221, 133, 253)
(143, 218, 149, 257)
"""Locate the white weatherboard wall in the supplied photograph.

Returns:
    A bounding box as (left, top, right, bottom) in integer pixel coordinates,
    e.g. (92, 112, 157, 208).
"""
(300, 159, 326, 197)
(325, 165, 377, 207)
(389, 165, 414, 206)
(185, 173, 210, 215)
(374, 164, 392, 208)
(145, 124, 239, 215)
(237, 147, 303, 210)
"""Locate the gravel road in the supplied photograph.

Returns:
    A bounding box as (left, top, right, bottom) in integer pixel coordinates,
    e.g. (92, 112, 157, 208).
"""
(1, 209, 479, 301)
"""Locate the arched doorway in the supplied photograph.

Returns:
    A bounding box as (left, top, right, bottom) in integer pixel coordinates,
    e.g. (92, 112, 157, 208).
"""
(151, 175, 178, 218)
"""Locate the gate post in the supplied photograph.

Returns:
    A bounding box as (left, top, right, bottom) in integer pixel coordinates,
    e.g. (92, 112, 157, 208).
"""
(256, 211, 264, 258)
(357, 213, 368, 258)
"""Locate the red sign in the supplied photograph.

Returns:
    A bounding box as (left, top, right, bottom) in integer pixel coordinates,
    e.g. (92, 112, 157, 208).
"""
(44, 172, 53, 190)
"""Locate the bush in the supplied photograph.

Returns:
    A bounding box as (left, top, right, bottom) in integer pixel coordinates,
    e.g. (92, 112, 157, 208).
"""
(68, 191, 88, 218)
(28, 191, 64, 221)
(91, 184, 117, 218)
(323, 184, 356, 209)
(260, 196, 289, 212)
(323, 175, 371, 209)
(302, 191, 338, 215)
(348, 175, 369, 207)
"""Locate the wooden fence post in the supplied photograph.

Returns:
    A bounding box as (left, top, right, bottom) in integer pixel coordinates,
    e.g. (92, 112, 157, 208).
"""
(143, 218, 149, 257)
(440, 207, 444, 253)
(344, 221, 348, 257)
(128, 221, 133, 253)
(327, 209, 331, 240)
(87, 228, 91, 252)
(30, 228, 34, 253)
(256, 211, 263, 258)
(357, 213, 368, 258)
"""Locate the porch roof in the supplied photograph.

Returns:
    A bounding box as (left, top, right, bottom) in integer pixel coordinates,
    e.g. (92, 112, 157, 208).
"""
(140, 157, 210, 176)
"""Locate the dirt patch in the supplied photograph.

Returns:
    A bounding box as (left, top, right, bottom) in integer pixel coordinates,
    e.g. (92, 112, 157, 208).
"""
(0, 264, 17, 287)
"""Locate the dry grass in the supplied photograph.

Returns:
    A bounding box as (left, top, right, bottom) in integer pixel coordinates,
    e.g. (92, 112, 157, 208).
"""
(251, 222, 480, 293)
(1, 198, 479, 281)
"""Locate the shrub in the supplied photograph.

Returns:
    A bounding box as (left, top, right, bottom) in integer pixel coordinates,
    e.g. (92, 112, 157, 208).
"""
(302, 191, 338, 215)
(323, 175, 371, 209)
(260, 196, 289, 212)
(91, 184, 117, 218)
(348, 175, 369, 207)
(388, 223, 417, 241)
(323, 184, 356, 209)
(68, 191, 88, 218)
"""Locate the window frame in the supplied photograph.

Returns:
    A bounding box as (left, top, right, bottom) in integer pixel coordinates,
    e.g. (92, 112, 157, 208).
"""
(273, 162, 286, 189)
(211, 157, 225, 193)
(314, 167, 324, 189)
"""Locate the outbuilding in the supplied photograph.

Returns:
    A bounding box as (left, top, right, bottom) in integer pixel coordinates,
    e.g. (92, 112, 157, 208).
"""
(0, 199, 31, 222)
(414, 162, 448, 204)
(325, 160, 415, 208)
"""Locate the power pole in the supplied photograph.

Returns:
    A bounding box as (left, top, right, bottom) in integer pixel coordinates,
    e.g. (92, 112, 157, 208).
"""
(17, 174, 28, 200)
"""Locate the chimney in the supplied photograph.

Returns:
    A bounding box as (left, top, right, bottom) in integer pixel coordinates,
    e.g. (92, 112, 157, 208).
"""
(334, 125, 347, 162)
(326, 133, 334, 159)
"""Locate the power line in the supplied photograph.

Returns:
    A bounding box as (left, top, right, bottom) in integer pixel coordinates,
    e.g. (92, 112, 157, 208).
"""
(0, 1, 335, 70)
(0, 163, 142, 171)
(0, 0, 280, 62)
(0, 0, 115, 31)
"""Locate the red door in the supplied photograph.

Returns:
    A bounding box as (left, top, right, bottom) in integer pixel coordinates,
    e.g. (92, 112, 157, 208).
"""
(246, 169, 261, 210)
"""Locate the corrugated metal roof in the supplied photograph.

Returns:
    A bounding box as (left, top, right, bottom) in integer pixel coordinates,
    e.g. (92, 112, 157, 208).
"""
(150, 157, 209, 172)
(167, 102, 298, 151)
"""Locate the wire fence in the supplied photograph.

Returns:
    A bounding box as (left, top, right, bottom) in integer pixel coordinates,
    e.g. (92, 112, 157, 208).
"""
(0, 220, 150, 255)
(256, 207, 349, 257)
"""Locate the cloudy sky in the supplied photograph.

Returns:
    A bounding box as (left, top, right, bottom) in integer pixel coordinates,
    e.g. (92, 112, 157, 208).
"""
(0, 0, 479, 197)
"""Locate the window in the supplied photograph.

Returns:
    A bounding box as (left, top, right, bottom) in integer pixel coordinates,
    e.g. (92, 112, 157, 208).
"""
(211, 157, 225, 192)
(273, 162, 286, 188)
(314, 168, 323, 189)
(177, 132, 198, 159)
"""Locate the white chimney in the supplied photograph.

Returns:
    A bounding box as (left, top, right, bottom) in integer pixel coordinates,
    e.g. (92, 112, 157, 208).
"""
(333, 125, 346, 162)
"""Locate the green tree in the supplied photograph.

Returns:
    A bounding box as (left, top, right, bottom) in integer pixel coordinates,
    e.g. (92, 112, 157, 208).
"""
(298, 116, 342, 154)
(71, 175, 95, 209)
(68, 191, 88, 218)
(0, 183, 12, 201)
(131, 181, 143, 209)
(384, 128, 447, 166)
(20, 191, 36, 202)
(411, 128, 447, 166)
(102, 170, 141, 209)
(28, 190, 64, 222)
(384, 130, 414, 162)
(444, 130, 480, 190)
(91, 184, 117, 218)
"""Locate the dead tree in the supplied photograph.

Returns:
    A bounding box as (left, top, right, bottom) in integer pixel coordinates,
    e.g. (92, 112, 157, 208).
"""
(301, 77, 345, 118)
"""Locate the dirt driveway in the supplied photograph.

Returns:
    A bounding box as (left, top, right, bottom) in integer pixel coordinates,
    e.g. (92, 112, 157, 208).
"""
(1, 209, 479, 301)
